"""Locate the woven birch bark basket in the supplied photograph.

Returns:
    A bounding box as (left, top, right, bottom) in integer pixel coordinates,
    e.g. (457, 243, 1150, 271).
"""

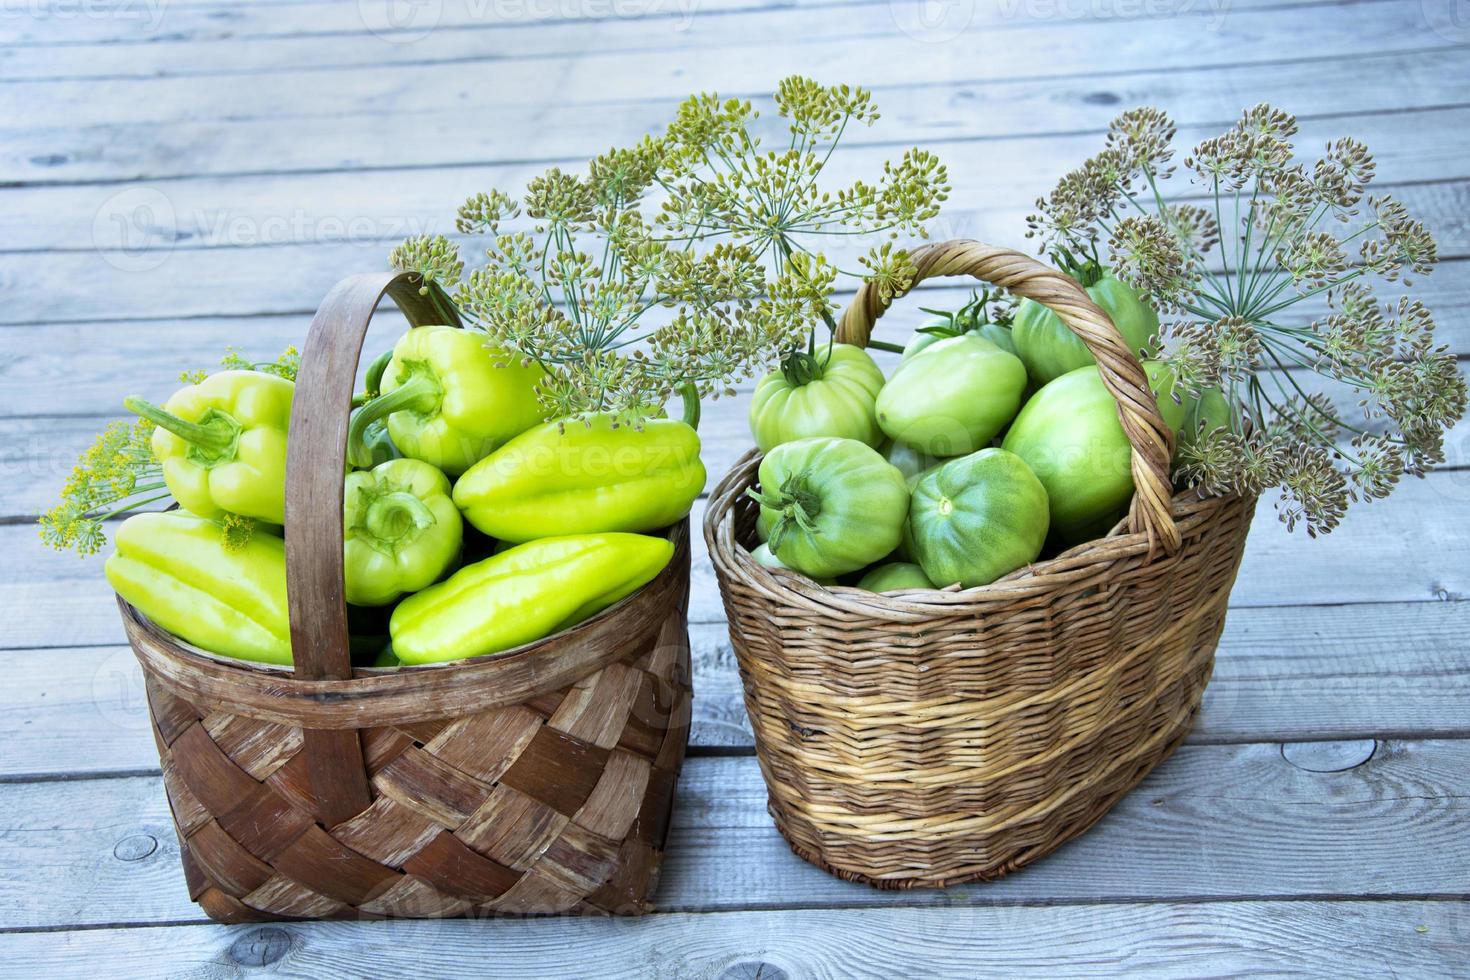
(118, 272, 692, 921)
(705, 240, 1254, 889)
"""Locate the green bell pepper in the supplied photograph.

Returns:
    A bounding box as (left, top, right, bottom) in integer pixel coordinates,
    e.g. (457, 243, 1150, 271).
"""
(452, 414, 705, 543)
(344, 458, 463, 606)
(124, 370, 294, 525)
(390, 532, 675, 664)
(104, 510, 291, 665)
(348, 325, 546, 476)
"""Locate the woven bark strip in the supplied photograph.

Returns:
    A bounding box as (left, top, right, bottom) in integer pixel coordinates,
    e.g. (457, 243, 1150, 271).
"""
(707, 241, 1253, 888)
(118, 272, 692, 920)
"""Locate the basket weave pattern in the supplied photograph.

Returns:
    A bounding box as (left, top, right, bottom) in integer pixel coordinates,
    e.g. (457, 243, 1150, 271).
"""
(706, 241, 1254, 887)
(118, 272, 692, 920)
(131, 592, 690, 921)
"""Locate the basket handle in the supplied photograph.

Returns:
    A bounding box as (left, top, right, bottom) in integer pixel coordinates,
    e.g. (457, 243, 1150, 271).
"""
(835, 239, 1180, 555)
(284, 270, 447, 824)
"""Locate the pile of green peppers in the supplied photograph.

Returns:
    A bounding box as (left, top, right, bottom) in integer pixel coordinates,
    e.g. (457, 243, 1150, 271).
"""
(105, 324, 705, 669)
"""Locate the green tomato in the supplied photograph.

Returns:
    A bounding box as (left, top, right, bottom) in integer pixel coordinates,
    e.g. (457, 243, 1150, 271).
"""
(1177, 386, 1236, 455)
(908, 448, 1050, 588)
(876, 335, 1028, 457)
(1001, 361, 1187, 545)
(1012, 272, 1159, 387)
(856, 561, 934, 592)
(904, 319, 1018, 361)
(752, 437, 909, 578)
(751, 542, 835, 585)
(748, 344, 886, 452)
(880, 438, 942, 481)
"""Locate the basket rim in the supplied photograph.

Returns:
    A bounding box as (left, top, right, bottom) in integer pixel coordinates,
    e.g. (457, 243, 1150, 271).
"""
(705, 448, 1250, 622)
(122, 518, 690, 729)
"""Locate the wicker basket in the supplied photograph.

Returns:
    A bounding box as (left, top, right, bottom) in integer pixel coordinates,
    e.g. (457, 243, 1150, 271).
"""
(705, 240, 1254, 889)
(119, 272, 691, 921)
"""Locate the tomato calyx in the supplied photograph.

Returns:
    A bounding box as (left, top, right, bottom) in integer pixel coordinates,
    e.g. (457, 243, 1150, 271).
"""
(918, 288, 1009, 343)
(745, 476, 823, 553)
(779, 348, 828, 387)
(1050, 245, 1106, 288)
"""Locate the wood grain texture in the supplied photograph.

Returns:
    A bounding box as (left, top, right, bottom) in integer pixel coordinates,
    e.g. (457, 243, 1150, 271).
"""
(2, 740, 1467, 929)
(1, 0, 1345, 57)
(10, 58, 1465, 187)
(1, 899, 1464, 977)
(1, 2, 1440, 128)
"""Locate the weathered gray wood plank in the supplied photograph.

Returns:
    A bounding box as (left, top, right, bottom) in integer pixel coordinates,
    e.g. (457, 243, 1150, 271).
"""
(13, 125, 1470, 257)
(0, 739, 1465, 929)
(0, 0, 1398, 69)
(0, 0, 1262, 78)
(1, 0, 858, 46)
(1, 899, 1462, 978)
(5, 49, 1465, 201)
(0, 3, 1444, 132)
(4, 600, 1466, 778)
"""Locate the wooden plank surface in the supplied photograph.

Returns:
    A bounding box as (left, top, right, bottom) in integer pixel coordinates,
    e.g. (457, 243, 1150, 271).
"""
(1, 900, 1462, 977)
(2, 740, 1467, 930)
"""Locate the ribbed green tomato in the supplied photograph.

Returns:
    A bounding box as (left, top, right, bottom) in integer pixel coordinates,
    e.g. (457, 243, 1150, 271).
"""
(1177, 386, 1236, 454)
(1013, 271, 1159, 387)
(751, 437, 909, 578)
(907, 449, 1049, 588)
(748, 344, 885, 452)
(750, 542, 835, 585)
(1001, 361, 1187, 545)
(856, 561, 934, 592)
(876, 335, 1028, 456)
(904, 320, 1018, 361)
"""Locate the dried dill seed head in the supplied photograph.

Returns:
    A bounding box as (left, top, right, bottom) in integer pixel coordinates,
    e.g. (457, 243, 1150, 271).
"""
(1025, 102, 1464, 536)
(1107, 214, 1197, 313)
(390, 76, 949, 423)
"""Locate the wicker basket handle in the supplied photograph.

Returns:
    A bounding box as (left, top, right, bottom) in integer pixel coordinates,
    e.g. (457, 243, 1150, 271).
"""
(284, 270, 445, 823)
(835, 239, 1181, 555)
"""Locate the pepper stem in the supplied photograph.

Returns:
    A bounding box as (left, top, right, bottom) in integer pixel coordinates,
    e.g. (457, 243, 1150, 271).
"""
(678, 383, 701, 430)
(363, 349, 394, 400)
(364, 491, 436, 545)
(123, 396, 237, 458)
(347, 373, 441, 469)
